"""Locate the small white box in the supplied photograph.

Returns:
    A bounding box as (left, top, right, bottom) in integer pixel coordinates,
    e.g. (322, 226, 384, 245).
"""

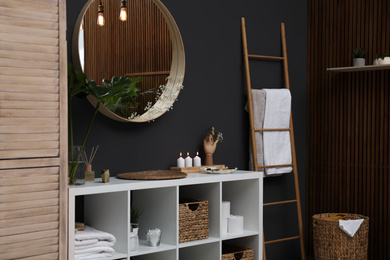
(228, 215, 244, 234)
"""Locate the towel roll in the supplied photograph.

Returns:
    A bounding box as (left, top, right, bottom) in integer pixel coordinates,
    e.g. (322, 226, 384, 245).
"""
(222, 201, 230, 219)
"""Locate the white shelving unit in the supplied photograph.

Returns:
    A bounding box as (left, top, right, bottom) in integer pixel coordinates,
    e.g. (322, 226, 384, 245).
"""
(68, 171, 263, 260)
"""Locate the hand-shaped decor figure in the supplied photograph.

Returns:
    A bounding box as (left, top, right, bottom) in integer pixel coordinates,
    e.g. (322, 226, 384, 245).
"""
(203, 127, 223, 166)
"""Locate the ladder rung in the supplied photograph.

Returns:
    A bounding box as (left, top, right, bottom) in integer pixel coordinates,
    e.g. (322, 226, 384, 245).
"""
(254, 128, 291, 132)
(257, 164, 294, 169)
(264, 199, 297, 206)
(248, 54, 284, 60)
(264, 235, 301, 245)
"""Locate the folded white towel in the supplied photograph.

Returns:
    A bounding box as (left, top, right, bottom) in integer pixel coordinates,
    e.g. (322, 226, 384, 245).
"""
(75, 239, 99, 247)
(263, 89, 292, 175)
(75, 247, 115, 259)
(75, 225, 116, 244)
(75, 240, 115, 250)
(75, 245, 115, 256)
(339, 219, 364, 237)
(74, 226, 116, 259)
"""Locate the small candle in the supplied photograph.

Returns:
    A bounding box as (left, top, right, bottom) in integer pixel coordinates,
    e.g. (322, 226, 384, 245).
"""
(177, 152, 185, 167)
(185, 152, 193, 167)
(194, 152, 201, 167)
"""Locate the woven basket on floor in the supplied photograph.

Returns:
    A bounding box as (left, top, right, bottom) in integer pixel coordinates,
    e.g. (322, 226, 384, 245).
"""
(313, 213, 369, 260)
(179, 199, 209, 243)
(222, 244, 254, 260)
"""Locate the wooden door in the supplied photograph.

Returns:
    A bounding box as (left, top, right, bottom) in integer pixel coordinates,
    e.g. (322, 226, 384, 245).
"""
(0, 0, 67, 259)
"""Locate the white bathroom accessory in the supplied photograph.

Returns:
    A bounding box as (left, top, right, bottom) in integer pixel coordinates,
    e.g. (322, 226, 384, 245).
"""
(228, 215, 244, 234)
(221, 218, 228, 236)
(222, 201, 230, 219)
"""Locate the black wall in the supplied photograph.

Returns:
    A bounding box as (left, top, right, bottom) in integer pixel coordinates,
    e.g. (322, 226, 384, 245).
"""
(67, 1, 307, 258)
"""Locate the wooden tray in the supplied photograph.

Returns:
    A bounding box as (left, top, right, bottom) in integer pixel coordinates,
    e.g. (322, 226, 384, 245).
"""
(116, 170, 187, 180)
(170, 165, 226, 173)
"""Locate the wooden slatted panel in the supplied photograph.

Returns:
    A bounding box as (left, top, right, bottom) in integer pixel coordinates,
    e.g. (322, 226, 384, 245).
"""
(83, 0, 172, 118)
(306, 0, 390, 259)
(0, 0, 67, 259)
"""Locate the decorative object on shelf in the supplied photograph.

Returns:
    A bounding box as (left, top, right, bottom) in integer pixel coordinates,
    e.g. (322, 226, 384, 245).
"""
(184, 152, 193, 167)
(75, 222, 85, 231)
(374, 53, 390, 65)
(353, 48, 366, 66)
(200, 167, 237, 174)
(129, 206, 142, 251)
(203, 127, 223, 166)
(116, 170, 187, 180)
(81, 145, 99, 181)
(170, 164, 226, 173)
(68, 63, 145, 184)
(177, 152, 185, 167)
(222, 244, 254, 260)
(101, 169, 110, 183)
(193, 152, 201, 167)
(69, 145, 86, 185)
(146, 228, 162, 247)
(179, 199, 209, 243)
(129, 228, 139, 251)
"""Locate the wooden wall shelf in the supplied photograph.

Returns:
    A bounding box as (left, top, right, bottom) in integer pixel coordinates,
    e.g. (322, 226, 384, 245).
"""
(327, 64, 390, 72)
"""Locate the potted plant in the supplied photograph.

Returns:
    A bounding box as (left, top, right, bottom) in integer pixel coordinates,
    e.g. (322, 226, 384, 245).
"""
(353, 48, 366, 66)
(374, 53, 390, 65)
(67, 64, 144, 184)
(130, 205, 143, 230)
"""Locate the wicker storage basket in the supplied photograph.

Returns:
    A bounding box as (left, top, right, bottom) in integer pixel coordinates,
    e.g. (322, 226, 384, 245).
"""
(222, 245, 254, 260)
(179, 199, 209, 243)
(313, 213, 369, 260)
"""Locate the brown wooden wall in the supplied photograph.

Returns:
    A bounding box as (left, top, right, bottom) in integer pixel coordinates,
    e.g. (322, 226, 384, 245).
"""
(306, 0, 390, 258)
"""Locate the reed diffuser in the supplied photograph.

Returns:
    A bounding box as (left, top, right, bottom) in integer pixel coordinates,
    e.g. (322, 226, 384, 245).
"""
(81, 145, 99, 181)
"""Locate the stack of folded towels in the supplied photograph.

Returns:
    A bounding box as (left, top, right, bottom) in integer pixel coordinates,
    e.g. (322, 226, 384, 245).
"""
(74, 225, 116, 259)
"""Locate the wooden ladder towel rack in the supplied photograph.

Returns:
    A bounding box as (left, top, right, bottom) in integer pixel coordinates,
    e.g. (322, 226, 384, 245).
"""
(240, 17, 306, 260)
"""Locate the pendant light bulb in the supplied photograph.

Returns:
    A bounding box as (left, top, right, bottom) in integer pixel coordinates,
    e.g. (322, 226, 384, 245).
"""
(120, 0, 127, 21)
(97, 2, 105, 26)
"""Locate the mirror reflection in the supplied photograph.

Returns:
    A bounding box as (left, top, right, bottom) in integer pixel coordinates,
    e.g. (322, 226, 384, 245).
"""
(75, 0, 176, 121)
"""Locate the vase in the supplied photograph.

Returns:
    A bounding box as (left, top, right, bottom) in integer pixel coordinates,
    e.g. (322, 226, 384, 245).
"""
(69, 161, 85, 185)
(353, 58, 365, 66)
(129, 224, 139, 251)
(69, 145, 86, 185)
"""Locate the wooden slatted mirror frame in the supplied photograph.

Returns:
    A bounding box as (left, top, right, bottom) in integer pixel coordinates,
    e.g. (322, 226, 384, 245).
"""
(72, 0, 185, 122)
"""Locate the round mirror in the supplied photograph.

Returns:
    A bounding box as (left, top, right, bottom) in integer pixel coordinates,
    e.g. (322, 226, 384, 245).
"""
(72, 0, 185, 122)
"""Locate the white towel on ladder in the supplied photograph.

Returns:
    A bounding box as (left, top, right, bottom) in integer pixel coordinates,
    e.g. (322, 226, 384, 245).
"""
(263, 89, 292, 175)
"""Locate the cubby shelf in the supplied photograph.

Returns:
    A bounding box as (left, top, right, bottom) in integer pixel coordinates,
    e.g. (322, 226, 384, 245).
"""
(68, 171, 263, 260)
